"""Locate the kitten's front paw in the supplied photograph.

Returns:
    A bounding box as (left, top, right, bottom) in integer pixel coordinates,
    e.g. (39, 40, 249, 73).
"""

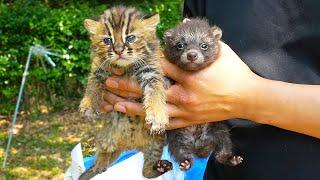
(80, 106, 101, 119)
(145, 110, 168, 134)
(79, 98, 101, 119)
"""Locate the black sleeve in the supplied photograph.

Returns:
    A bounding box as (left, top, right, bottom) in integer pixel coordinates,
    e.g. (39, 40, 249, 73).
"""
(204, 125, 320, 180)
(183, 1, 320, 180)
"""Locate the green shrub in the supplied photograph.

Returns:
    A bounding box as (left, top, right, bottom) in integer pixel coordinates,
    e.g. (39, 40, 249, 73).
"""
(0, 0, 181, 115)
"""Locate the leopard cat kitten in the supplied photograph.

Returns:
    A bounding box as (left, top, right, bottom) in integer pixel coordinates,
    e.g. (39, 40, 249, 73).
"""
(78, 6, 172, 179)
(163, 18, 243, 170)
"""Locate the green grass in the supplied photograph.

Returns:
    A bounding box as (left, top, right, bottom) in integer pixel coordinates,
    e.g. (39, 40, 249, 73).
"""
(0, 1, 182, 179)
(0, 0, 182, 115)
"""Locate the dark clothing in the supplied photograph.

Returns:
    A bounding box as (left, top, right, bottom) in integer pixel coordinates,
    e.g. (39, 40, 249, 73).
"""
(183, 0, 320, 179)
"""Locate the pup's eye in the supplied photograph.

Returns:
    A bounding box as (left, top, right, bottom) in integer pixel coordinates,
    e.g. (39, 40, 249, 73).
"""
(126, 35, 136, 43)
(103, 37, 112, 45)
(200, 43, 208, 50)
(176, 43, 185, 50)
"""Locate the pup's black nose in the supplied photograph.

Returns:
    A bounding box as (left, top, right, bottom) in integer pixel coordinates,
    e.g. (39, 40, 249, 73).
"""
(187, 52, 198, 62)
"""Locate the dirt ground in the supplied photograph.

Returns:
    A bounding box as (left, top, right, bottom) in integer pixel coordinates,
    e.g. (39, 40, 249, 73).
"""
(0, 111, 101, 179)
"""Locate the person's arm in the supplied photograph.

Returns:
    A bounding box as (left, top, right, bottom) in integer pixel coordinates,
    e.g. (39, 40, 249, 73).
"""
(241, 77, 320, 138)
(102, 42, 320, 138)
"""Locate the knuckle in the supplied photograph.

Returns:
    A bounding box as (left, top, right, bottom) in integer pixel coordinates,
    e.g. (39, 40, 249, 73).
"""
(176, 89, 194, 105)
(185, 75, 196, 83)
(119, 91, 129, 98)
(118, 79, 129, 90)
(179, 95, 193, 105)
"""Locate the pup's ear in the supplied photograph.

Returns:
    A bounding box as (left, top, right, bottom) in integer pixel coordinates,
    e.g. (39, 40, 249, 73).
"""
(141, 14, 160, 29)
(182, 18, 191, 23)
(163, 29, 174, 43)
(84, 19, 100, 35)
(211, 25, 222, 40)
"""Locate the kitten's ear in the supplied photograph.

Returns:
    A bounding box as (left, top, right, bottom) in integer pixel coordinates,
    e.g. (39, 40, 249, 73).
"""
(211, 26, 222, 40)
(84, 19, 100, 35)
(141, 14, 160, 28)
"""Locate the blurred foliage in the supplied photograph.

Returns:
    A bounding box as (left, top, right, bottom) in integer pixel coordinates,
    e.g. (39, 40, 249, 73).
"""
(0, 0, 182, 115)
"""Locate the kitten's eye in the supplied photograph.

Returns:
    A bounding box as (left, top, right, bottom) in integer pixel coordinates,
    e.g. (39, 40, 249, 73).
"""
(200, 43, 208, 50)
(176, 43, 184, 50)
(103, 37, 112, 45)
(126, 35, 136, 43)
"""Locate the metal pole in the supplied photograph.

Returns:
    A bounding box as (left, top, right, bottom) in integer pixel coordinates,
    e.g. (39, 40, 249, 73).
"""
(2, 47, 33, 168)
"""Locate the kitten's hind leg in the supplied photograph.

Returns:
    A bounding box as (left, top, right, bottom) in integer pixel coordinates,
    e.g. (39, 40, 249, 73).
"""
(79, 126, 120, 180)
(141, 139, 172, 178)
(79, 151, 120, 180)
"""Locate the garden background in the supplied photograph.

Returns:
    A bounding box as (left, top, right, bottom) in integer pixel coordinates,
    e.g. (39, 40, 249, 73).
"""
(0, 0, 181, 179)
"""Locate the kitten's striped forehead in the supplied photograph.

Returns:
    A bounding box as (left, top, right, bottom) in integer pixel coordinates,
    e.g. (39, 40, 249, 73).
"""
(102, 7, 141, 38)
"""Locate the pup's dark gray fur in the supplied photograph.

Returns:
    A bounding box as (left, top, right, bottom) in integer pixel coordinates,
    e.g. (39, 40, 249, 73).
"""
(163, 18, 243, 170)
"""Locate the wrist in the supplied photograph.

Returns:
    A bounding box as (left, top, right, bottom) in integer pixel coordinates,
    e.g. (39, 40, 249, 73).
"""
(237, 74, 282, 125)
(233, 73, 266, 122)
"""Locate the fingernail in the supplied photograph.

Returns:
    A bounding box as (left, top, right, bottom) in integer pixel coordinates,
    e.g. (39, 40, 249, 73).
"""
(106, 78, 118, 88)
(114, 104, 126, 113)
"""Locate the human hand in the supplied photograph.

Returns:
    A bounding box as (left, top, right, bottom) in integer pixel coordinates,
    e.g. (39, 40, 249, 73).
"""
(102, 42, 259, 129)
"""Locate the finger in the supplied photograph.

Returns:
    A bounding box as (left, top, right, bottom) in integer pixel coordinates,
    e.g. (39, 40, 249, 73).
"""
(167, 103, 184, 118)
(108, 66, 125, 75)
(166, 85, 190, 106)
(160, 57, 188, 83)
(114, 102, 145, 116)
(166, 118, 190, 130)
(106, 77, 142, 95)
(114, 102, 183, 118)
(99, 101, 113, 112)
(105, 87, 141, 99)
(103, 91, 127, 105)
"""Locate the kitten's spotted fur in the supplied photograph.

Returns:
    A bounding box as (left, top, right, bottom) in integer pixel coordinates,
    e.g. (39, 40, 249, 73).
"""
(79, 6, 172, 179)
(163, 18, 243, 170)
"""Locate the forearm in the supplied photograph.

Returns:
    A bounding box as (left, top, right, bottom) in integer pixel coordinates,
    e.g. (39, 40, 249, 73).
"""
(239, 76, 320, 138)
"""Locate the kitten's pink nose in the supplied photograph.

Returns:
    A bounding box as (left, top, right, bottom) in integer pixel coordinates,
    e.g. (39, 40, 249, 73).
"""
(115, 49, 124, 55)
(187, 52, 198, 62)
(114, 45, 124, 56)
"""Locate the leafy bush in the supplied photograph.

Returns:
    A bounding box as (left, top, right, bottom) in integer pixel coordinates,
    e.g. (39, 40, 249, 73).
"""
(0, 0, 181, 115)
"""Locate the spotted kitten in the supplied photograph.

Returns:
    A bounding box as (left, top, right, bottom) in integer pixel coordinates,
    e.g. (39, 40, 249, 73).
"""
(163, 18, 243, 170)
(79, 6, 172, 179)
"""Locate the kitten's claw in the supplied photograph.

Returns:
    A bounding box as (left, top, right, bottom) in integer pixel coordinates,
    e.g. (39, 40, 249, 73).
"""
(229, 156, 243, 166)
(145, 111, 168, 134)
(179, 160, 192, 170)
(150, 122, 167, 134)
(79, 107, 101, 119)
(154, 160, 173, 174)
